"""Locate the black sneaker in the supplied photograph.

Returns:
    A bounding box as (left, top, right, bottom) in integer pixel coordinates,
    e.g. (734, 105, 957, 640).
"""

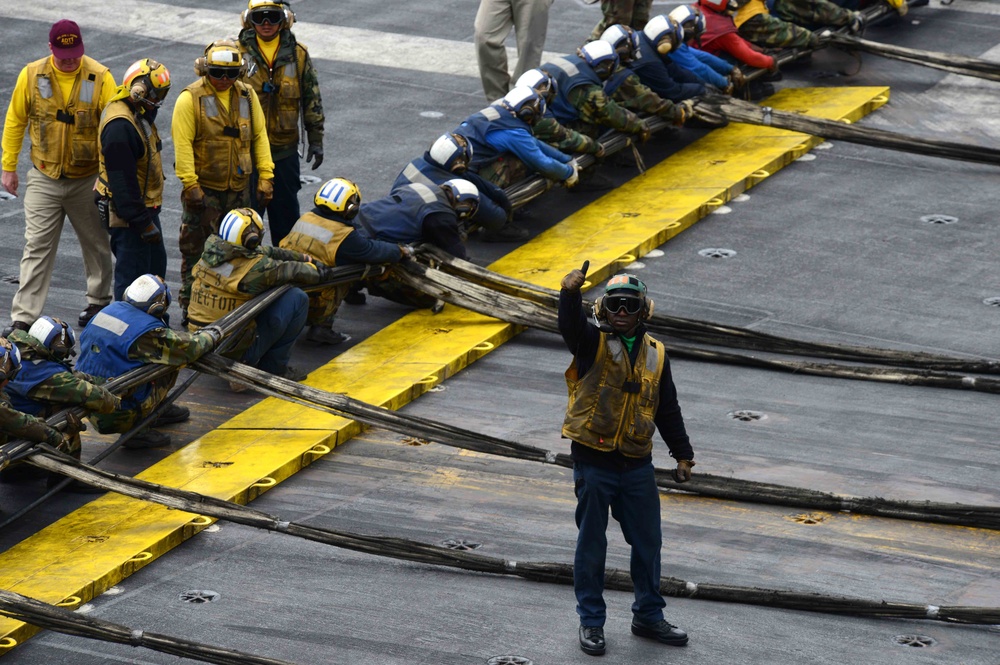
(630, 617, 688, 646)
(579, 625, 606, 656)
(305, 325, 350, 346)
(78, 304, 106, 328)
(151, 404, 190, 427)
(481, 223, 530, 243)
(123, 429, 172, 449)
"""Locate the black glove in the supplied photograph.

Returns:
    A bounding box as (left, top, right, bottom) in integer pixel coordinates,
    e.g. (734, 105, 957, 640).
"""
(306, 144, 324, 170)
(317, 265, 340, 283)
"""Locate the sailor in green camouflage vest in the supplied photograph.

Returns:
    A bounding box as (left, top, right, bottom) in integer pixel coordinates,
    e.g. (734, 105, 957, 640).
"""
(238, 0, 326, 245)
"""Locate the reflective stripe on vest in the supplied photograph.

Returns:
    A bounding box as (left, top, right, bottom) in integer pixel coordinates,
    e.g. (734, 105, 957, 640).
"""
(458, 105, 525, 170)
(187, 252, 259, 326)
(541, 55, 603, 124)
(76, 302, 164, 407)
(26, 55, 108, 179)
(241, 40, 306, 147)
(561, 332, 665, 458)
(185, 79, 254, 191)
(279, 211, 354, 266)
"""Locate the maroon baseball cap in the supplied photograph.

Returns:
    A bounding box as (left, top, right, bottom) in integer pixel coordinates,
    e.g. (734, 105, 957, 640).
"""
(49, 19, 84, 59)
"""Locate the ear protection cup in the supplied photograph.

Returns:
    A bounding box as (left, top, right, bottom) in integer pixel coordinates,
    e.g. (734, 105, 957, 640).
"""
(0, 338, 22, 383)
(643, 297, 654, 320)
(130, 81, 148, 102)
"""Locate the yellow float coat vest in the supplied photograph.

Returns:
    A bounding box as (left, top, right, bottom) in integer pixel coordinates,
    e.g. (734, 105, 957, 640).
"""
(562, 333, 665, 458)
(187, 253, 261, 327)
(278, 211, 353, 266)
(96, 100, 163, 207)
(26, 55, 108, 178)
(185, 79, 254, 191)
(242, 44, 307, 148)
(734, 0, 769, 28)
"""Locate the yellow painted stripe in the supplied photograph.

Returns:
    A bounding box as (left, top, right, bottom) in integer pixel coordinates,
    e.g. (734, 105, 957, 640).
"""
(0, 87, 889, 653)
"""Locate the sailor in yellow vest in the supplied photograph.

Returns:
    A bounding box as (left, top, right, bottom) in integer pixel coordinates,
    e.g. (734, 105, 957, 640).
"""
(0, 19, 116, 334)
(172, 39, 275, 326)
(558, 268, 695, 656)
(279, 178, 413, 345)
(189, 208, 324, 381)
(238, 0, 326, 245)
(96, 58, 171, 306)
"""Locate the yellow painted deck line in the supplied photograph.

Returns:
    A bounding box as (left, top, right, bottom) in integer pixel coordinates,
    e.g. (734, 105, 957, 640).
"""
(0, 87, 888, 653)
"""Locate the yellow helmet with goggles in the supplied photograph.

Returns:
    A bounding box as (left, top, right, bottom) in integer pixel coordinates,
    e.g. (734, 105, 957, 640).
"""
(120, 58, 171, 110)
(241, 0, 295, 30)
(194, 39, 247, 78)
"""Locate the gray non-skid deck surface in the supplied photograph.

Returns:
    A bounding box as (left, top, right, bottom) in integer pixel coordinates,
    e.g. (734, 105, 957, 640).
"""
(2, 1, 999, 663)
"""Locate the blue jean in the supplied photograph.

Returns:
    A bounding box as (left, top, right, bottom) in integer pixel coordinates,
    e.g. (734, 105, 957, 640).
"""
(108, 209, 167, 301)
(242, 287, 308, 375)
(252, 152, 301, 246)
(573, 459, 666, 627)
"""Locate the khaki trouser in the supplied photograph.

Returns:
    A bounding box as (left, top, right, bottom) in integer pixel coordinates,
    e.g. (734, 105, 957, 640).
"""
(474, 0, 554, 101)
(10, 169, 113, 325)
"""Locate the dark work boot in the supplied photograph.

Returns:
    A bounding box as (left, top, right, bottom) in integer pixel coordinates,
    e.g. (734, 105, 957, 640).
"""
(123, 429, 172, 449)
(78, 304, 106, 328)
(306, 325, 350, 346)
(630, 617, 688, 646)
(151, 404, 190, 427)
(2, 320, 30, 337)
(579, 625, 606, 656)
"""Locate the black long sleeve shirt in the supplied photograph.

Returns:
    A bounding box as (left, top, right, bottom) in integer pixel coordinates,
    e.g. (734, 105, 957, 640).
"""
(100, 107, 159, 227)
(558, 287, 693, 470)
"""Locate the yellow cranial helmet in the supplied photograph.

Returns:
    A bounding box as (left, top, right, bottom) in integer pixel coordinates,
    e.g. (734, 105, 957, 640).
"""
(219, 208, 265, 250)
(122, 58, 171, 109)
(314, 178, 362, 220)
(194, 39, 246, 78)
(242, 0, 295, 30)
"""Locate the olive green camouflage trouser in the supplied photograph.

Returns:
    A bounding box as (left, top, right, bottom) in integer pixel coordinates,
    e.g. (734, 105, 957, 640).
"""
(90, 370, 179, 435)
(589, 0, 653, 40)
(773, 0, 853, 29)
(178, 188, 250, 312)
(738, 12, 818, 49)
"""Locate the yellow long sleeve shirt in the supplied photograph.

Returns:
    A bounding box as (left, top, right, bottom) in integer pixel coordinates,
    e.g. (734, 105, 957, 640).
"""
(1, 57, 116, 172)
(171, 82, 274, 189)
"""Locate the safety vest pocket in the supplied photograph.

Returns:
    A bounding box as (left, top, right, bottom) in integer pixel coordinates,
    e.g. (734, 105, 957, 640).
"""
(70, 136, 97, 167)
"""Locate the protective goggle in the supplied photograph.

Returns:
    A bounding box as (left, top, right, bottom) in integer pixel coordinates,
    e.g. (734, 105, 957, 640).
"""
(250, 9, 284, 25)
(604, 295, 644, 315)
(208, 67, 241, 80)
